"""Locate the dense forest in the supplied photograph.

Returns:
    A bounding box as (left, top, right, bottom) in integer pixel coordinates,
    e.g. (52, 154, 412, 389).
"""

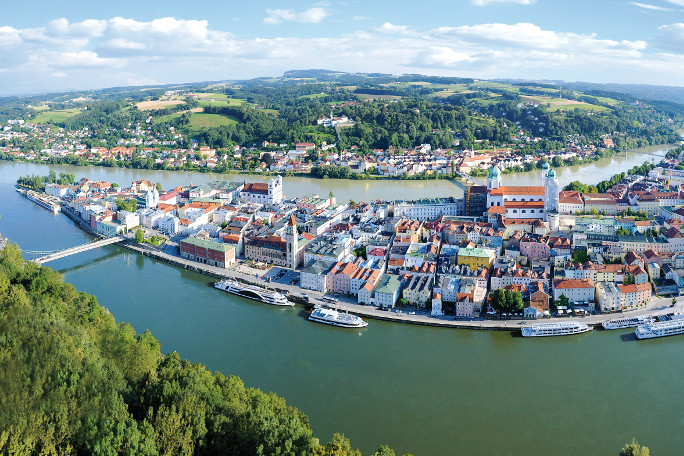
(0, 245, 408, 456)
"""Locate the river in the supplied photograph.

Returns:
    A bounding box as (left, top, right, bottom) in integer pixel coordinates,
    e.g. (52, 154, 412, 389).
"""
(1, 147, 683, 455)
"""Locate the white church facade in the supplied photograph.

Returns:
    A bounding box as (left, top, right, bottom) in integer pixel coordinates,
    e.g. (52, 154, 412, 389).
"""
(486, 162, 558, 222)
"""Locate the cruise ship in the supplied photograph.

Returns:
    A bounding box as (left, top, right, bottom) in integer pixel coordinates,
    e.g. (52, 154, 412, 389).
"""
(25, 190, 61, 213)
(308, 307, 368, 328)
(602, 315, 654, 330)
(635, 319, 684, 339)
(214, 280, 293, 306)
(521, 321, 591, 337)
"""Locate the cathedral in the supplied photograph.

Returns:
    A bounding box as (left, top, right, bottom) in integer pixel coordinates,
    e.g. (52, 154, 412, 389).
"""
(486, 162, 558, 222)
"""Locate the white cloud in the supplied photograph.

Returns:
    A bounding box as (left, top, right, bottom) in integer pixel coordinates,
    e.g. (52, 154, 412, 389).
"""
(4, 16, 684, 94)
(374, 22, 410, 34)
(471, 0, 535, 5)
(263, 7, 329, 24)
(664, 0, 684, 5)
(629, 2, 674, 10)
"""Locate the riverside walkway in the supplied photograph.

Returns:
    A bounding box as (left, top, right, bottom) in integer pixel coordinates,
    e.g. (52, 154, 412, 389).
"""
(119, 241, 683, 332)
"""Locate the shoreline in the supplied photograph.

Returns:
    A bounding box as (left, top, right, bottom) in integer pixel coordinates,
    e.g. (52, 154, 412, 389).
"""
(55, 206, 681, 333)
(1, 140, 676, 184)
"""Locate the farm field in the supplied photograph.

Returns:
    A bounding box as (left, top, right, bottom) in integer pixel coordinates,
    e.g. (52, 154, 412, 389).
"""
(136, 99, 186, 110)
(188, 113, 239, 129)
(31, 109, 82, 123)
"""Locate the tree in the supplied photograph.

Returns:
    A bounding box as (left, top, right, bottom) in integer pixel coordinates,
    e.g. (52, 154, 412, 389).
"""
(135, 229, 145, 244)
(489, 288, 506, 314)
(111, 183, 120, 188)
(156, 182, 162, 192)
(573, 249, 589, 264)
(619, 439, 650, 456)
(556, 294, 570, 308)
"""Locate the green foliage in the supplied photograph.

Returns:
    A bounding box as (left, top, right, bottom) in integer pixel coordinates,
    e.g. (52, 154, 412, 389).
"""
(556, 294, 570, 308)
(619, 439, 650, 456)
(116, 198, 138, 212)
(313, 433, 362, 456)
(563, 180, 597, 193)
(489, 289, 524, 314)
(135, 229, 145, 244)
(573, 249, 589, 264)
(0, 243, 396, 456)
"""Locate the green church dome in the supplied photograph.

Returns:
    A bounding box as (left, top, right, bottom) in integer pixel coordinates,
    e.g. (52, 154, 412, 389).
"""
(488, 166, 501, 178)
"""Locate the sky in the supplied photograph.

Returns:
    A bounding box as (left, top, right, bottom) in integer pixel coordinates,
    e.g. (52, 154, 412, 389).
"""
(2, 0, 684, 95)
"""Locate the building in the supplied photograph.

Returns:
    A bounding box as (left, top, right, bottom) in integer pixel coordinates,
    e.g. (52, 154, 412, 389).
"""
(552, 278, 596, 307)
(299, 259, 335, 293)
(486, 164, 557, 221)
(374, 274, 402, 308)
(465, 185, 488, 217)
(180, 236, 236, 268)
(239, 176, 283, 206)
(618, 282, 652, 310)
(402, 275, 433, 307)
(457, 247, 495, 271)
(596, 282, 621, 313)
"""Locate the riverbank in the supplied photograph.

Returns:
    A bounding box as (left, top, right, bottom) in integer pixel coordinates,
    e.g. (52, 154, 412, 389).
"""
(91, 224, 683, 333)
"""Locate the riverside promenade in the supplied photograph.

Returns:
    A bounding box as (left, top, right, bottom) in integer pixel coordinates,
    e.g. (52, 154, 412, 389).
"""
(116, 240, 683, 332)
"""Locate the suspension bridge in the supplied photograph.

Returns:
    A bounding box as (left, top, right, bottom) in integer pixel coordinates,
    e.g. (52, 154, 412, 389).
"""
(23, 236, 127, 264)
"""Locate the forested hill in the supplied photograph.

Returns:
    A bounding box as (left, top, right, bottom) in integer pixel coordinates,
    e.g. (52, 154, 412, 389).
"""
(1, 71, 683, 154)
(0, 244, 404, 456)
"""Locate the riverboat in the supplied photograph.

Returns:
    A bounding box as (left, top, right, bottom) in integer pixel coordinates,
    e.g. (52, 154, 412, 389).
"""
(635, 319, 684, 339)
(308, 307, 368, 328)
(214, 280, 293, 306)
(25, 190, 61, 213)
(521, 321, 591, 337)
(602, 315, 654, 330)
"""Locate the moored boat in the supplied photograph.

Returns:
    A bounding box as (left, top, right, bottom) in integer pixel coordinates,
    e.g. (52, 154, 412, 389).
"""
(521, 321, 591, 337)
(602, 315, 654, 330)
(214, 280, 292, 306)
(635, 319, 684, 339)
(309, 307, 368, 328)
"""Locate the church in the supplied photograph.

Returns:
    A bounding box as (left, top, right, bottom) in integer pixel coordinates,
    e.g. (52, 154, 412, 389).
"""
(486, 162, 558, 222)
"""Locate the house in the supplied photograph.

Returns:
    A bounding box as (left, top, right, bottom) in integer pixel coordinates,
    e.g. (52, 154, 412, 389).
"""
(525, 281, 550, 319)
(552, 278, 596, 308)
(457, 247, 496, 271)
(373, 274, 402, 308)
(402, 275, 433, 307)
(596, 282, 621, 313)
(300, 259, 335, 293)
(617, 282, 652, 310)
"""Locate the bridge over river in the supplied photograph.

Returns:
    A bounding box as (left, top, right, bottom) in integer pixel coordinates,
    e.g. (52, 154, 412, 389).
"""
(23, 236, 126, 264)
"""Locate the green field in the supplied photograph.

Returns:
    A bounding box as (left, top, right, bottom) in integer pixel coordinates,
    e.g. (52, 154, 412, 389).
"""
(31, 109, 82, 123)
(188, 113, 239, 129)
(198, 98, 247, 107)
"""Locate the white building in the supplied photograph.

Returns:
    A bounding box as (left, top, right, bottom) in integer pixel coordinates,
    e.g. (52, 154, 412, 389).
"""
(117, 210, 140, 230)
(158, 215, 180, 234)
(139, 208, 165, 229)
(240, 176, 283, 206)
(596, 282, 621, 313)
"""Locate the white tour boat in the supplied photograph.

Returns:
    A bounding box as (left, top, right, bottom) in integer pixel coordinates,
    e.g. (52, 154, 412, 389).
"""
(635, 319, 684, 339)
(214, 280, 293, 306)
(602, 315, 654, 330)
(521, 321, 591, 337)
(309, 307, 368, 328)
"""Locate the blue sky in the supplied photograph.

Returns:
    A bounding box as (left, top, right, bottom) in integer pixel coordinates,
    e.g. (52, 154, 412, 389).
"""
(2, 0, 684, 94)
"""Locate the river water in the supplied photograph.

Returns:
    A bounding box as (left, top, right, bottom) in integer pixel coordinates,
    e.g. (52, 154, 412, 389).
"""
(2, 147, 683, 456)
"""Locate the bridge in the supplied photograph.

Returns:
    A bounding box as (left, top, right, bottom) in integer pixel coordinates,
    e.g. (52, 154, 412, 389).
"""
(25, 236, 127, 264)
(457, 172, 485, 186)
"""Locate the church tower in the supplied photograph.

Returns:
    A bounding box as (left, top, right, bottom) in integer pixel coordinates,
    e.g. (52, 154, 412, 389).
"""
(544, 168, 559, 218)
(285, 215, 299, 270)
(540, 161, 549, 187)
(487, 165, 502, 191)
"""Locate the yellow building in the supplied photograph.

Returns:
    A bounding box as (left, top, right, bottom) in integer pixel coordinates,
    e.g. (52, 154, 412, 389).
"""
(457, 247, 496, 271)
